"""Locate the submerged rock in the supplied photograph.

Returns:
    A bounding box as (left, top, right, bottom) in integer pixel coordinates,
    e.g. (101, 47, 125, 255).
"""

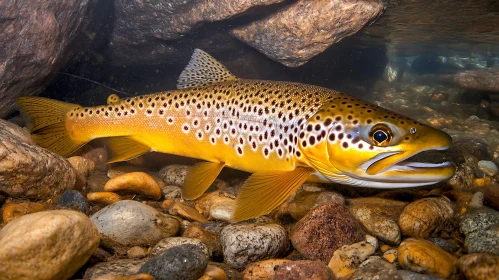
(351, 258, 401, 280)
(232, 0, 384, 67)
(83, 259, 148, 279)
(274, 260, 334, 280)
(328, 241, 376, 279)
(58, 190, 89, 214)
(90, 200, 180, 246)
(0, 120, 76, 200)
(290, 201, 365, 262)
(455, 69, 499, 92)
(398, 238, 458, 278)
(138, 244, 208, 280)
(2, 202, 46, 224)
(0, 0, 103, 118)
(458, 253, 499, 280)
(220, 221, 289, 269)
(243, 259, 291, 280)
(0, 210, 100, 280)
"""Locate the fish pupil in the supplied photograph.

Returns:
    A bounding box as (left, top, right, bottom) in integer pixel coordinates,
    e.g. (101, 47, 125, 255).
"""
(373, 131, 387, 143)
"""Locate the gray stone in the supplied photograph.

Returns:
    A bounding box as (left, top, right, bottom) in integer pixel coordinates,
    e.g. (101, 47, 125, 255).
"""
(58, 190, 89, 214)
(477, 160, 498, 176)
(138, 244, 208, 280)
(398, 270, 446, 280)
(0, 120, 76, 200)
(459, 207, 499, 235)
(83, 259, 147, 279)
(90, 200, 180, 246)
(351, 258, 401, 280)
(231, 0, 384, 67)
(0, 0, 105, 118)
(455, 69, 499, 92)
(159, 164, 191, 187)
(464, 224, 499, 255)
(151, 237, 210, 258)
(161, 185, 183, 200)
(220, 222, 289, 269)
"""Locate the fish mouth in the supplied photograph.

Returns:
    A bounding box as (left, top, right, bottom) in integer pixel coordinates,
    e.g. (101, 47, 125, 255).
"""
(355, 148, 455, 187)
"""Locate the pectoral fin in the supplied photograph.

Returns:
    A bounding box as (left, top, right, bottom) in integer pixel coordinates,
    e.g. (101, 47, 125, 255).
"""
(232, 167, 314, 222)
(182, 161, 225, 200)
(105, 136, 151, 163)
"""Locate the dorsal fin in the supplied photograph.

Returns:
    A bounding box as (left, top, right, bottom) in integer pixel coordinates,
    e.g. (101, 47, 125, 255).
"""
(177, 49, 238, 89)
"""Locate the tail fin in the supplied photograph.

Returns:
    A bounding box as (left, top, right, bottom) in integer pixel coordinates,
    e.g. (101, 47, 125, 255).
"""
(16, 97, 86, 156)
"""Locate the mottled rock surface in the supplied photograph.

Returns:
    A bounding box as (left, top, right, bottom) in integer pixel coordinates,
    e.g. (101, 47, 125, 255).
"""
(84, 259, 147, 279)
(327, 241, 376, 279)
(90, 200, 180, 246)
(0, 0, 103, 117)
(0, 120, 76, 200)
(0, 210, 100, 280)
(458, 253, 499, 280)
(232, 0, 384, 67)
(290, 201, 365, 262)
(351, 258, 401, 280)
(455, 69, 499, 92)
(220, 222, 289, 269)
(243, 259, 291, 280)
(274, 260, 334, 280)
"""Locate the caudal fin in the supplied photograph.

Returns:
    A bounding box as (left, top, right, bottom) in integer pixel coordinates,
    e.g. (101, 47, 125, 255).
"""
(16, 97, 86, 156)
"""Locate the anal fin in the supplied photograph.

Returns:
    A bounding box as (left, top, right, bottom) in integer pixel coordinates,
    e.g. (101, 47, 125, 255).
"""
(232, 167, 313, 222)
(183, 161, 225, 200)
(105, 136, 151, 163)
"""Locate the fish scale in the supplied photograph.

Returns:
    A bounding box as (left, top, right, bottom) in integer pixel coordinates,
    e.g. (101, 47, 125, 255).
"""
(17, 49, 455, 221)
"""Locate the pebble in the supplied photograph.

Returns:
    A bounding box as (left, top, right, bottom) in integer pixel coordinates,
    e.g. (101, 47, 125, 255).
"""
(182, 223, 222, 258)
(209, 262, 243, 280)
(348, 197, 406, 244)
(151, 237, 210, 258)
(87, 171, 111, 192)
(464, 223, 499, 255)
(2, 202, 45, 224)
(290, 201, 365, 262)
(469, 191, 484, 208)
(428, 237, 458, 254)
(274, 260, 334, 280)
(198, 264, 227, 280)
(138, 244, 208, 280)
(397, 270, 446, 280)
(159, 164, 191, 187)
(484, 184, 499, 210)
(82, 147, 108, 172)
(90, 200, 180, 246)
(196, 191, 236, 222)
(287, 190, 345, 220)
(327, 241, 376, 279)
(397, 238, 458, 278)
(87, 192, 121, 206)
(243, 259, 291, 280)
(459, 207, 499, 235)
(351, 258, 400, 280)
(104, 172, 162, 200)
(160, 185, 183, 200)
(477, 160, 498, 176)
(92, 274, 154, 280)
(383, 249, 398, 263)
(169, 201, 208, 223)
(127, 246, 147, 259)
(67, 156, 95, 178)
(58, 190, 89, 214)
(458, 253, 499, 280)
(220, 222, 289, 269)
(0, 210, 100, 280)
(84, 259, 147, 279)
(398, 196, 454, 238)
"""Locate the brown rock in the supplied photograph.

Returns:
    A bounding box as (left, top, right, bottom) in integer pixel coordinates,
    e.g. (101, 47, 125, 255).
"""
(67, 156, 95, 178)
(87, 192, 121, 206)
(169, 201, 209, 223)
(0, 0, 103, 118)
(93, 274, 154, 280)
(455, 69, 499, 92)
(232, 0, 384, 67)
(458, 253, 499, 280)
(87, 171, 110, 192)
(274, 260, 334, 280)
(104, 172, 162, 200)
(0, 120, 76, 200)
(398, 238, 458, 278)
(2, 202, 46, 224)
(484, 184, 499, 211)
(327, 241, 376, 279)
(290, 201, 365, 262)
(398, 196, 454, 238)
(198, 265, 227, 280)
(126, 246, 147, 259)
(182, 223, 222, 258)
(243, 259, 291, 280)
(348, 197, 406, 244)
(82, 147, 109, 172)
(83, 259, 148, 279)
(0, 210, 100, 280)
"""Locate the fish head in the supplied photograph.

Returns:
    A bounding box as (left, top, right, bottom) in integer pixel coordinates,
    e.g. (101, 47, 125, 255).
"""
(298, 95, 455, 188)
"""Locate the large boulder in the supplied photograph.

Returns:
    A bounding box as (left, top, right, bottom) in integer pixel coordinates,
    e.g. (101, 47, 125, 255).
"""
(0, 0, 106, 118)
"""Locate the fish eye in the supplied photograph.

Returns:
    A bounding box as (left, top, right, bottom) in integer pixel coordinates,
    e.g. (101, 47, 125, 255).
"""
(369, 124, 392, 146)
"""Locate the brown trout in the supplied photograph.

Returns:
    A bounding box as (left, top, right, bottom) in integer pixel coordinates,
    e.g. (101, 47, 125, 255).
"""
(17, 49, 455, 221)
